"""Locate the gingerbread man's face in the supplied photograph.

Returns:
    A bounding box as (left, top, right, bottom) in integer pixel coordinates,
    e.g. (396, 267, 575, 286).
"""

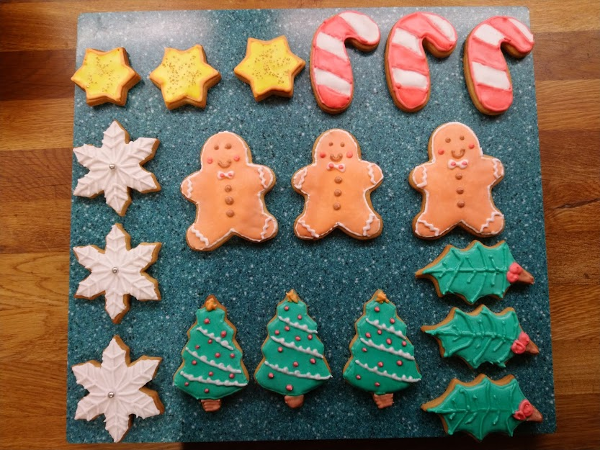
(312, 129, 361, 170)
(430, 123, 482, 169)
(201, 132, 250, 173)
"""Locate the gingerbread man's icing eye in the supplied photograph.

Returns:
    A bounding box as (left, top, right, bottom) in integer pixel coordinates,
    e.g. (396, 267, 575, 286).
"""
(438, 149, 445, 155)
(214, 145, 219, 150)
(320, 152, 326, 158)
(225, 143, 232, 149)
(346, 151, 353, 158)
(233, 155, 240, 162)
(445, 138, 451, 143)
(328, 142, 333, 146)
(207, 158, 213, 164)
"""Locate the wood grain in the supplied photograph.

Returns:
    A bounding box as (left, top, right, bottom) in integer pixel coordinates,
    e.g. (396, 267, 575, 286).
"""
(0, 1, 599, 449)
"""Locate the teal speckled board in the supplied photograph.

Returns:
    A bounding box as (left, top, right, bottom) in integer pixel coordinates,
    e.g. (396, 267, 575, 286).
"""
(67, 7, 556, 443)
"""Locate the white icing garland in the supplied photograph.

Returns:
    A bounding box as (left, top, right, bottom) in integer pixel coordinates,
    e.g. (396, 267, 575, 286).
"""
(367, 163, 376, 184)
(260, 216, 275, 240)
(479, 211, 504, 232)
(257, 166, 268, 188)
(185, 179, 193, 198)
(366, 318, 407, 339)
(190, 225, 210, 247)
(355, 360, 419, 382)
(180, 370, 247, 387)
(278, 315, 317, 334)
(195, 326, 234, 350)
(264, 361, 331, 380)
(362, 213, 376, 236)
(294, 168, 307, 190)
(297, 219, 319, 238)
(270, 335, 324, 358)
(359, 337, 415, 360)
(185, 348, 241, 373)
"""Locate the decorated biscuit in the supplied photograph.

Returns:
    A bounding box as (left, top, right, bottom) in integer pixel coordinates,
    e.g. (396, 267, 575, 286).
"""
(72, 336, 164, 442)
(71, 47, 141, 106)
(181, 132, 278, 251)
(343, 290, 421, 409)
(310, 11, 380, 114)
(409, 122, 504, 239)
(385, 12, 457, 112)
(234, 36, 305, 101)
(422, 305, 538, 369)
(173, 295, 249, 412)
(149, 45, 221, 110)
(464, 16, 535, 115)
(422, 374, 542, 440)
(73, 224, 161, 324)
(255, 290, 332, 409)
(292, 129, 383, 240)
(416, 240, 534, 304)
(73, 120, 160, 216)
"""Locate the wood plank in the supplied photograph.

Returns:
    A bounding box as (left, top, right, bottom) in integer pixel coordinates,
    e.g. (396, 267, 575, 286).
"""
(0, 98, 73, 151)
(0, 200, 71, 254)
(1, 0, 600, 52)
(0, 50, 75, 101)
(0, 148, 72, 201)
(534, 31, 600, 82)
(537, 80, 600, 131)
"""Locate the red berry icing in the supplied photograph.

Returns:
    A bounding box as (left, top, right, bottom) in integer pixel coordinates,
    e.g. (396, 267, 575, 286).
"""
(513, 399, 534, 421)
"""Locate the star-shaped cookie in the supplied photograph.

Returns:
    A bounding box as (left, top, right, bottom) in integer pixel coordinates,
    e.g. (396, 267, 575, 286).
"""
(72, 336, 164, 442)
(73, 120, 160, 216)
(234, 35, 305, 101)
(71, 47, 141, 106)
(149, 45, 221, 110)
(73, 224, 161, 324)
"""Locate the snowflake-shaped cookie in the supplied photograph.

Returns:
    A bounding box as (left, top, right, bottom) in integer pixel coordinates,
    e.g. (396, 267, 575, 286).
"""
(72, 336, 164, 442)
(73, 223, 161, 323)
(73, 120, 160, 216)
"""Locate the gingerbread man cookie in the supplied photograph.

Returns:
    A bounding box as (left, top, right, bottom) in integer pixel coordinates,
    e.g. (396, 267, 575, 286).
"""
(181, 132, 278, 251)
(292, 129, 383, 240)
(409, 122, 504, 239)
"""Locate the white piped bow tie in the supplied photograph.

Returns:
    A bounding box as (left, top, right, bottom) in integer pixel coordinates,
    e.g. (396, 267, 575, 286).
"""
(217, 171, 234, 179)
(327, 163, 346, 172)
(447, 159, 469, 169)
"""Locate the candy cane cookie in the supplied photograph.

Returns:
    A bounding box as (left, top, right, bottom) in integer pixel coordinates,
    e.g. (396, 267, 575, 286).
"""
(310, 11, 380, 114)
(464, 16, 534, 115)
(385, 12, 457, 112)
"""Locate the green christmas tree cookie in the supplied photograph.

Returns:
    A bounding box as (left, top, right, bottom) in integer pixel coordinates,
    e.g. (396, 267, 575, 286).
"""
(255, 290, 332, 409)
(343, 290, 421, 408)
(416, 240, 534, 305)
(422, 305, 538, 369)
(422, 374, 543, 440)
(173, 295, 249, 412)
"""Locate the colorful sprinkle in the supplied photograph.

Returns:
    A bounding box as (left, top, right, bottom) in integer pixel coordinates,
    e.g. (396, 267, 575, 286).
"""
(308, 334, 313, 340)
(204, 388, 209, 393)
(284, 306, 289, 311)
(362, 347, 367, 352)
(310, 358, 316, 364)
(209, 371, 214, 376)
(366, 332, 371, 338)
(230, 353, 235, 358)
(184, 382, 189, 386)
(268, 373, 274, 378)
(195, 345, 200, 349)
(221, 331, 227, 337)
(397, 360, 403, 366)
(356, 375, 361, 380)
(402, 341, 407, 347)
(378, 362, 383, 367)
(377, 330, 382, 335)
(192, 360, 197, 365)
(208, 339, 213, 344)
(375, 382, 380, 387)
(293, 361, 299, 367)
(278, 347, 283, 353)
(285, 326, 290, 331)
(204, 318, 210, 324)
(215, 352, 221, 358)
(386, 338, 392, 345)
(286, 384, 293, 391)
(390, 318, 395, 324)
(275, 330, 280, 335)
(295, 336, 301, 341)
(374, 306, 380, 312)
(229, 373, 235, 379)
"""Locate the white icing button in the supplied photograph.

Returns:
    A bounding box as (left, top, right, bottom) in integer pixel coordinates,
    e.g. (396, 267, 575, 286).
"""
(112, 267, 119, 274)
(109, 164, 116, 170)
(107, 392, 115, 398)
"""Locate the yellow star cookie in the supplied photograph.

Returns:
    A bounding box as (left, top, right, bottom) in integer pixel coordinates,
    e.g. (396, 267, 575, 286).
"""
(71, 47, 141, 106)
(149, 45, 221, 110)
(234, 36, 305, 101)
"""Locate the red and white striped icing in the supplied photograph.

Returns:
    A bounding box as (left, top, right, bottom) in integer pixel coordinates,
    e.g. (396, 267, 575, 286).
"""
(465, 16, 534, 114)
(310, 11, 380, 112)
(385, 12, 457, 112)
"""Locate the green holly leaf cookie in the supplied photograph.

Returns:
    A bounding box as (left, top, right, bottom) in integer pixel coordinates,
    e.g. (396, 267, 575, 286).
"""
(422, 305, 539, 368)
(416, 240, 534, 304)
(422, 374, 543, 440)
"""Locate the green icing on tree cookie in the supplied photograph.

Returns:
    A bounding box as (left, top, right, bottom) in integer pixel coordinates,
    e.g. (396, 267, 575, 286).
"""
(422, 375, 543, 440)
(422, 306, 538, 368)
(416, 241, 534, 304)
(255, 290, 331, 406)
(174, 296, 248, 407)
(343, 290, 421, 408)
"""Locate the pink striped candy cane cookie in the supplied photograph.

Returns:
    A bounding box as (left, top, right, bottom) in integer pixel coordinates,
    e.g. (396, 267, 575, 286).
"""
(385, 12, 457, 112)
(310, 11, 380, 114)
(464, 16, 535, 115)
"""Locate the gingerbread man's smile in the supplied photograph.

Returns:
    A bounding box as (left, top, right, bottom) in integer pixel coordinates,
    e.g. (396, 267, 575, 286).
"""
(451, 148, 466, 158)
(218, 160, 232, 168)
(329, 153, 343, 162)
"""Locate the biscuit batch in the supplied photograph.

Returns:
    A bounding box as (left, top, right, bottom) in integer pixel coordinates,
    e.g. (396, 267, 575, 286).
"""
(70, 10, 541, 442)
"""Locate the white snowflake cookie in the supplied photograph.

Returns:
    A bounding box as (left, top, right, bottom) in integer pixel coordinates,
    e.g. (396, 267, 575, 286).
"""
(73, 223, 161, 323)
(72, 336, 164, 442)
(73, 120, 160, 216)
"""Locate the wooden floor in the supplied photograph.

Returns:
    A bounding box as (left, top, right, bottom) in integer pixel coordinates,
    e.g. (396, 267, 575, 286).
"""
(1, 1, 599, 449)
